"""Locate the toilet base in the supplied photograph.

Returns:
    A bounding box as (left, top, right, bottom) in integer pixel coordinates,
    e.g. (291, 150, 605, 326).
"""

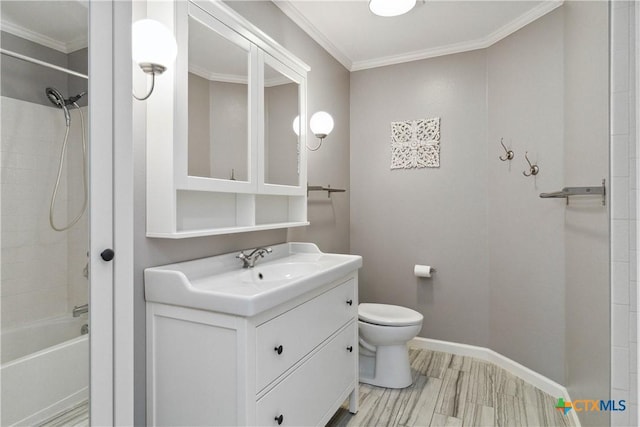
(358, 344, 413, 389)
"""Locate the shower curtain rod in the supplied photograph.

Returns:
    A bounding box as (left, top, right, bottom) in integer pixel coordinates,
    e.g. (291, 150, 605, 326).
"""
(1, 48, 88, 80)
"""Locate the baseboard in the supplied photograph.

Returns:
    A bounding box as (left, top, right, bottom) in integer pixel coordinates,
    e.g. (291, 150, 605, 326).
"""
(410, 337, 581, 427)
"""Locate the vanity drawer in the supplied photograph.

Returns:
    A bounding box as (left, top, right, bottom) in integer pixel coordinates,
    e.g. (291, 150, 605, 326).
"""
(256, 322, 356, 426)
(255, 278, 355, 392)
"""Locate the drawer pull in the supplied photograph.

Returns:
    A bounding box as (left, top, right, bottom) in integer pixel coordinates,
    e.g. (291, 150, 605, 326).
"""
(275, 414, 284, 425)
(346, 345, 353, 352)
(274, 345, 283, 355)
(346, 299, 353, 306)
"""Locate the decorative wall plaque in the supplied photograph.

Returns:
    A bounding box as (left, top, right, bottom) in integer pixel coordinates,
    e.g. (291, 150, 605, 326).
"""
(390, 117, 440, 169)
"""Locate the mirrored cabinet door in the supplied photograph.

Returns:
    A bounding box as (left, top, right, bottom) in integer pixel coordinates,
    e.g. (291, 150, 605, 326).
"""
(263, 60, 300, 187)
(187, 14, 252, 183)
(260, 54, 306, 195)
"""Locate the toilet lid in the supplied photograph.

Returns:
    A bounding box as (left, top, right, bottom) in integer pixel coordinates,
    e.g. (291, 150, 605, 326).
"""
(358, 303, 423, 327)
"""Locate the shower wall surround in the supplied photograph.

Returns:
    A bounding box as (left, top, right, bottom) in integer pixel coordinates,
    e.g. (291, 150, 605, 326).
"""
(0, 98, 89, 327)
(1, 32, 89, 328)
(610, 1, 638, 426)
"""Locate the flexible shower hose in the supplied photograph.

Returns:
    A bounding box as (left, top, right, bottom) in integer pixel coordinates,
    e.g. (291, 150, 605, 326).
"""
(49, 103, 87, 232)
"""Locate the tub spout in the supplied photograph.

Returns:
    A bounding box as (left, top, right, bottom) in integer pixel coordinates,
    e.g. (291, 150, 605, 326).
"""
(72, 304, 88, 317)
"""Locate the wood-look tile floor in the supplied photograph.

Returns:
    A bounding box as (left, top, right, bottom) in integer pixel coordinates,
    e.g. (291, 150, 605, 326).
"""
(327, 347, 574, 427)
(37, 349, 572, 427)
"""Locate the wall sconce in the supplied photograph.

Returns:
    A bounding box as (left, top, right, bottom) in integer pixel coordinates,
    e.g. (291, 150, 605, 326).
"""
(132, 19, 177, 101)
(293, 112, 334, 151)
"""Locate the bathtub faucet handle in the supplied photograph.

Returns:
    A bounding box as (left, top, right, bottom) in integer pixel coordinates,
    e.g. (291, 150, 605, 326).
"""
(72, 303, 88, 317)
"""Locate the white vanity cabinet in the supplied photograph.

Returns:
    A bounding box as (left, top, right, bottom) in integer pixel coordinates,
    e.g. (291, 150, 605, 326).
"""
(145, 0, 310, 238)
(145, 244, 361, 426)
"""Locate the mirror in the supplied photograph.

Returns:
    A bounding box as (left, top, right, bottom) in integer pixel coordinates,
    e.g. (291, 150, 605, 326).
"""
(187, 15, 249, 182)
(264, 61, 300, 186)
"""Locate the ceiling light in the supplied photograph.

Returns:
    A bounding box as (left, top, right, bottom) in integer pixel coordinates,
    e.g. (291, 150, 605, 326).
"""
(369, 0, 416, 17)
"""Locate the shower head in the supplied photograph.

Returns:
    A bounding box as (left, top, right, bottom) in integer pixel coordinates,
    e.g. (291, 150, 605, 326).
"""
(45, 87, 70, 126)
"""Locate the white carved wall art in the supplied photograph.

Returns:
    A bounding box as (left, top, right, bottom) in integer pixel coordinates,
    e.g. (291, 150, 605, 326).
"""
(390, 117, 440, 169)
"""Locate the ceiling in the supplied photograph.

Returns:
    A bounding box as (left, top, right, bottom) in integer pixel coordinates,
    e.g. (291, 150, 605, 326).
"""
(273, 0, 564, 71)
(0, 0, 563, 71)
(0, 0, 88, 53)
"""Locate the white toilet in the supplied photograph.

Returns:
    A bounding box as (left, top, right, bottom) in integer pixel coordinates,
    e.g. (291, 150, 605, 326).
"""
(358, 303, 424, 389)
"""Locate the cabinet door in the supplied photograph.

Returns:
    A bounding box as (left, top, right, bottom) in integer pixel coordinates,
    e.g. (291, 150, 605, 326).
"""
(256, 323, 357, 426)
(179, 2, 259, 194)
(258, 52, 307, 196)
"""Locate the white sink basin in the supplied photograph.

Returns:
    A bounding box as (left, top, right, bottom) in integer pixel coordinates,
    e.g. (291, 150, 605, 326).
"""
(241, 262, 322, 284)
(144, 243, 362, 316)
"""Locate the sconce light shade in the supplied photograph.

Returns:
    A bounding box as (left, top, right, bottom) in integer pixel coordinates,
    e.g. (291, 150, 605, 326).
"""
(132, 19, 177, 73)
(369, 0, 416, 17)
(292, 115, 300, 136)
(309, 111, 334, 139)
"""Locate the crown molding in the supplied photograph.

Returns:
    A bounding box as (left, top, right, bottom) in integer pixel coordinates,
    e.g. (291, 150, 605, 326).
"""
(275, 0, 563, 72)
(483, 0, 564, 47)
(272, 0, 352, 71)
(189, 64, 248, 84)
(1, 19, 87, 54)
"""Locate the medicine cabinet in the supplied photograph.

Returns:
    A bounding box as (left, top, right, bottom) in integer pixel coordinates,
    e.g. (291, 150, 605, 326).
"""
(146, 0, 310, 238)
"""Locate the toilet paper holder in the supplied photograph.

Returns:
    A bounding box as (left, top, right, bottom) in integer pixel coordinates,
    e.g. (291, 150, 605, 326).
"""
(414, 265, 437, 278)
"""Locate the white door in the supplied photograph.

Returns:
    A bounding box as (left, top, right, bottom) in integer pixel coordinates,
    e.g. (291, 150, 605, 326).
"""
(89, 1, 134, 425)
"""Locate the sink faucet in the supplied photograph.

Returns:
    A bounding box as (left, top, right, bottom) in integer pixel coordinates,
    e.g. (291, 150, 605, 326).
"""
(236, 247, 272, 268)
(72, 303, 88, 317)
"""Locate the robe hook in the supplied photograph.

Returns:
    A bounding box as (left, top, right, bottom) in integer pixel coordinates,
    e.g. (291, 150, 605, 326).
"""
(522, 151, 539, 177)
(499, 138, 514, 161)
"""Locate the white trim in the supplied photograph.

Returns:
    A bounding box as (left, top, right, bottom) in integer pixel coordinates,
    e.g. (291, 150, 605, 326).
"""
(275, 0, 563, 72)
(192, 0, 310, 74)
(89, 0, 114, 425)
(189, 64, 248, 84)
(410, 337, 581, 427)
(635, 2, 640, 427)
(112, 1, 134, 425)
(272, 0, 352, 70)
(0, 19, 88, 54)
(482, 0, 564, 48)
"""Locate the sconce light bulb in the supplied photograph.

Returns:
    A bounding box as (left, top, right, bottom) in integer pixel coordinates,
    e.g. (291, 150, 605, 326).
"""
(292, 115, 300, 136)
(310, 111, 334, 139)
(132, 19, 177, 74)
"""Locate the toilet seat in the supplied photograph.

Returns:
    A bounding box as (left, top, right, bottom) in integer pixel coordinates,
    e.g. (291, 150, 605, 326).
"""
(358, 303, 423, 327)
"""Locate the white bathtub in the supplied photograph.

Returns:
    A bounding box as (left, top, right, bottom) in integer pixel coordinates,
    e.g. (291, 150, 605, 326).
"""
(1, 316, 89, 426)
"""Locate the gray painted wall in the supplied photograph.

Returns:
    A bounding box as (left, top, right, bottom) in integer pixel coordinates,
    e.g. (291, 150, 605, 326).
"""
(563, 1, 610, 425)
(487, 9, 566, 384)
(350, 3, 609, 389)
(350, 50, 491, 348)
(132, 1, 351, 424)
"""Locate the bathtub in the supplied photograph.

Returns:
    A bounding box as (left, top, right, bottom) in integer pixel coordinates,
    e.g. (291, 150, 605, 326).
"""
(1, 315, 89, 426)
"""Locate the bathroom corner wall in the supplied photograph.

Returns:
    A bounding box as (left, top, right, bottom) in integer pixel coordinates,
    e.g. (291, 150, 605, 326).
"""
(132, 2, 350, 424)
(350, 51, 491, 348)
(487, 8, 566, 384)
(563, 1, 611, 426)
(610, 1, 638, 426)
